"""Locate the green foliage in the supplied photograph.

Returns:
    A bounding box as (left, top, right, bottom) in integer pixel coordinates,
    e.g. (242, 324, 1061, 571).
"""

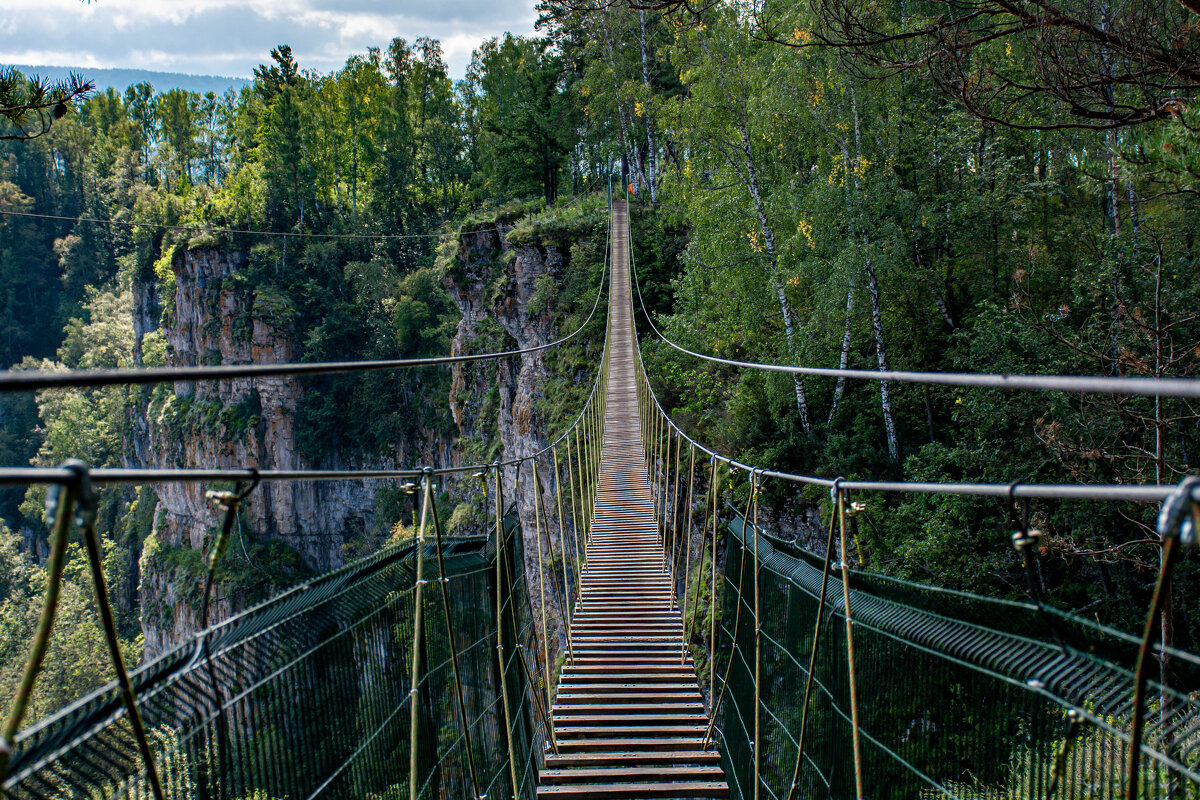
(0, 67, 93, 141)
(463, 35, 579, 202)
(445, 503, 477, 534)
(5, 0, 1200, 735)
(0, 525, 135, 726)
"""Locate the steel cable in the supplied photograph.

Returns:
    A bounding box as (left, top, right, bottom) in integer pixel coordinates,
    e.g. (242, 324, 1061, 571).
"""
(0, 204, 614, 490)
(628, 239, 1200, 399)
(0, 206, 609, 393)
(704, 482, 757, 748)
(0, 208, 501, 241)
(783, 491, 839, 800)
(428, 479, 482, 799)
(626, 226, 1176, 502)
(0, 474, 78, 789)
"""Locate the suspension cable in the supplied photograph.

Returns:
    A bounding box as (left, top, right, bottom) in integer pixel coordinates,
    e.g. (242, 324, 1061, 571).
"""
(629, 245, 1200, 399)
(427, 472, 482, 799)
(0, 311, 610, 489)
(633, 362, 1175, 500)
(199, 473, 258, 798)
(784, 485, 841, 800)
(0, 208, 501, 241)
(552, 445, 576, 663)
(751, 470, 764, 800)
(708, 464, 722, 703)
(407, 474, 430, 800)
(492, 465, 520, 797)
(0, 471, 78, 785)
(0, 215, 608, 393)
(530, 460, 556, 704)
(623, 208, 1175, 504)
(703, 480, 756, 748)
(495, 468, 559, 757)
(837, 483, 866, 800)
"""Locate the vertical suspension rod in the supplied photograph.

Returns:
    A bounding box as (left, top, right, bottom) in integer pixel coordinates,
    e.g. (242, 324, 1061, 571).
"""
(493, 466, 520, 798)
(409, 474, 430, 800)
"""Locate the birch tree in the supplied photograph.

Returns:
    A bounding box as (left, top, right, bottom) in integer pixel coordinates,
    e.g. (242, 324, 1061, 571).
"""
(665, 17, 815, 432)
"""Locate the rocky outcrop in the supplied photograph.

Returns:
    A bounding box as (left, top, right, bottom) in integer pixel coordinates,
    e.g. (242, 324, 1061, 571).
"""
(446, 226, 560, 459)
(137, 248, 379, 658)
(443, 216, 600, 667)
(136, 209, 602, 662)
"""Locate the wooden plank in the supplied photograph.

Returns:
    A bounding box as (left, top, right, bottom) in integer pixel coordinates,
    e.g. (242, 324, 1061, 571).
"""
(537, 198, 727, 798)
(544, 751, 722, 768)
(535, 781, 730, 799)
(540, 766, 725, 783)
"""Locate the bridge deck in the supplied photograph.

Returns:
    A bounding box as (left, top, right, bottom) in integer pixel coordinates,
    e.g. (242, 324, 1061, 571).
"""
(537, 200, 729, 799)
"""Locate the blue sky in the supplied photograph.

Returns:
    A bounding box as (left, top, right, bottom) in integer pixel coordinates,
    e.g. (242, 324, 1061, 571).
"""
(0, 0, 539, 79)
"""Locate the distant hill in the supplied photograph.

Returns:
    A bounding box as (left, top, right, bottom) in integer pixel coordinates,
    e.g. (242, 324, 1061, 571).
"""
(5, 65, 251, 96)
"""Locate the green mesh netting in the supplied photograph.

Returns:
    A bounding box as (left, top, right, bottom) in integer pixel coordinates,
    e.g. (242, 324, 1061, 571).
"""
(4, 506, 548, 800)
(716, 511, 1200, 800)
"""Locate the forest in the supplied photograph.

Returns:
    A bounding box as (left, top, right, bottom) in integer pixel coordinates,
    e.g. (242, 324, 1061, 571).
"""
(0, 0, 1198, 726)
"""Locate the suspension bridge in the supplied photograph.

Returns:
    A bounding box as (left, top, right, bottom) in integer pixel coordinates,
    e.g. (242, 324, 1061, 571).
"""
(0, 195, 1198, 800)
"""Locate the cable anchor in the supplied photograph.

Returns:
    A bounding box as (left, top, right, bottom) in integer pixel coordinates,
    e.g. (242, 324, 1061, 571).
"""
(203, 470, 260, 573)
(1157, 475, 1200, 549)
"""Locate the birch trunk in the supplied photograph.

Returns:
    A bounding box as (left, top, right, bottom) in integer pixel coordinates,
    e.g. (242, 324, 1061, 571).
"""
(736, 123, 812, 433)
(1105, 129, 1121, 234)
(600, 16, 650, 194)
(851, 85, 900, 462)
(865, 258, 900, 463)
(931, 285, 956, 329)
(827, 284, 856, 425)
(639, 11, 658, 203)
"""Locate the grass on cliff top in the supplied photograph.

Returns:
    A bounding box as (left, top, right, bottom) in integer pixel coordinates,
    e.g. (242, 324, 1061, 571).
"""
(438, 194, 610, 271)
(506, 194, 609, 247)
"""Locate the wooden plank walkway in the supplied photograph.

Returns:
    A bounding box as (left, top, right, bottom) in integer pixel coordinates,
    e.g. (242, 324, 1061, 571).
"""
(537, 200, 729, 799)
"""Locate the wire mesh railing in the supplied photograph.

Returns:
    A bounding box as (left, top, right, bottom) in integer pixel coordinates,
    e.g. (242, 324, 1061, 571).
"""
(715, 507, 1200, 799)
(635, 323, 1200, 798)
(0, 375, 612, 800)
(3, 494, 541, 800)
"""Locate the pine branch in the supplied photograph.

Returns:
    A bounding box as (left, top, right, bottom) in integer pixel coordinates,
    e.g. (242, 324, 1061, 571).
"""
(0, 68, 95, 141)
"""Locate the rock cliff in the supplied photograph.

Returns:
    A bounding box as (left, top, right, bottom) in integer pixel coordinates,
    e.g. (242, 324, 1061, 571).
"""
(443, 208, 606, 667)
(136, 247, 378, 657)
(135, 205, 604, 662)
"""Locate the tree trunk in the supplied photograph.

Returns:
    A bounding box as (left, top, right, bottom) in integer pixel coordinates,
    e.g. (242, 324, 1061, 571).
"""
(828, 284, 856, 425)
(351, 123, 358, 223)
(600, 16, 650, 194)
(931, 286, 957, 329)
(1105, 128, 1121, 234)
(736, 122, 812, 432)
(865, 258, 900, 463)
(923, 384, 936, 443)
(332, 129, 343, 214)
(639, 11, 658, 203)
(848, 86, 900, 463)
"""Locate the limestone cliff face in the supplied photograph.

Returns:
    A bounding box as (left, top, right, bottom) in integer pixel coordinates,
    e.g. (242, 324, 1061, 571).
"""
(443, 218, 597, 666)
(135, 213, 598, 661)
(446, 226, 560, 460)
(137, 248, 379, 658)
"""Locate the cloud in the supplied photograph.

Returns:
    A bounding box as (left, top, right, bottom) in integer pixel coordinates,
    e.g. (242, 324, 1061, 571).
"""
(0, 0, 537, 78)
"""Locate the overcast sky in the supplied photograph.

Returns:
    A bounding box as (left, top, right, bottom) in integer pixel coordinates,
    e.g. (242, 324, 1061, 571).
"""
(0, 0, 540, 79)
